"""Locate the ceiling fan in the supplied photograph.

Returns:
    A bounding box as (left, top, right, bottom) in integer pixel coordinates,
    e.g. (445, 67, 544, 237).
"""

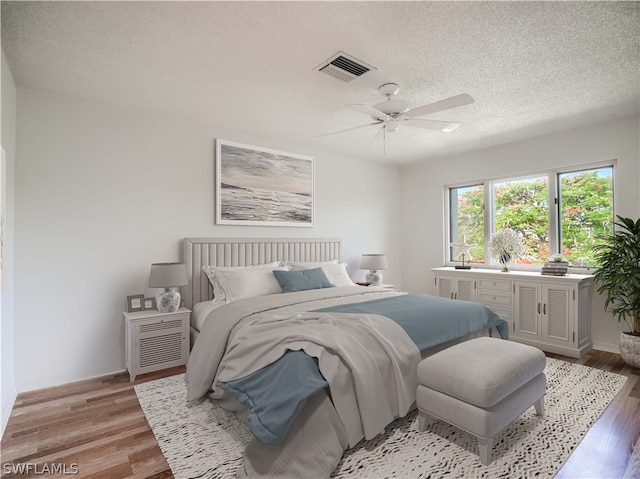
(319, 83, 475, 142)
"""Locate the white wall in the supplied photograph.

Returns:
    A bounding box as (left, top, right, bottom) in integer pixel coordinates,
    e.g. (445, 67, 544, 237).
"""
(14, 89, 401, 392)
(399, 114, 640, 353)
(1, 50, 17, 436)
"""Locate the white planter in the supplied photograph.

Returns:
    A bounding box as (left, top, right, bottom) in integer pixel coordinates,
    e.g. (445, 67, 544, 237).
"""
(619, 332, 640, 369)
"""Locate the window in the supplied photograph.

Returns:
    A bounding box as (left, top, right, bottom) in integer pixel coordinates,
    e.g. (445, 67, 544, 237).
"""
(447, 164, 614, 269)
(449, 185, 484, 263)
(558, 167, 614, 267)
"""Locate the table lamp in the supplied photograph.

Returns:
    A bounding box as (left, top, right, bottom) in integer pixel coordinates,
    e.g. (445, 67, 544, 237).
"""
(360, 254, 388, 286)
(148, 262, 188, 313)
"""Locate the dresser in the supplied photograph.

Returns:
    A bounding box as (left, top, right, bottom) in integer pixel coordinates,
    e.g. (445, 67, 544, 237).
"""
(432, 267, 593, 358)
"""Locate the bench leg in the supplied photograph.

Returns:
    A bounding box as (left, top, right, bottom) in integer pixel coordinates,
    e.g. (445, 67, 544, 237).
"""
(417, 410, 429, 431)
(534, 395, 544, 416)
(478, 436, 493, 466)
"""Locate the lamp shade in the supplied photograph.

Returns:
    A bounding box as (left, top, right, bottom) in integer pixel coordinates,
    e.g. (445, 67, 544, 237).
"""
(360, 254, 388, 271)
(148, 262, 188, 288)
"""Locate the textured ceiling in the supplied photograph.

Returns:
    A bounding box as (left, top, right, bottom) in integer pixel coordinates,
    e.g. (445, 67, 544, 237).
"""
(2, 1, 639, 164)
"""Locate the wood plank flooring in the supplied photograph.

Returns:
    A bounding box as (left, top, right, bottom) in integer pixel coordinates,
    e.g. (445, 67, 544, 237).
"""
(1, 351, 638, 479)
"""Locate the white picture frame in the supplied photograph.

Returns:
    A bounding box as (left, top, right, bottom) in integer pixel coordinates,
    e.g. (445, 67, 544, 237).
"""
(215, 139, 314, 227)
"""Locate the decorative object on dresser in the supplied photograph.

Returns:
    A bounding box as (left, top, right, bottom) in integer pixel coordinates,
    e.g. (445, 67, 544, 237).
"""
(215, 139, 314, 227)
(541, 254, 569, 276)
(124, 307, 190, 382)
(592, 216, 640, 368)
(487, 227, 525, 272)
(126, 294, 144, 312)
(450, 235, 477, 269)
(360, 253, 388, 286)
(432, 267, 594, 358)
(149, 262, 188, 313)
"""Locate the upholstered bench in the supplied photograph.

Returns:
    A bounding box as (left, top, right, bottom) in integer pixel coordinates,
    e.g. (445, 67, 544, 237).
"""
(416, 337, 546, 465)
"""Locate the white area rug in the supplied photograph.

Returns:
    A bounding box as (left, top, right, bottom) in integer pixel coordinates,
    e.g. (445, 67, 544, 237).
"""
(135, 358, 626, 479)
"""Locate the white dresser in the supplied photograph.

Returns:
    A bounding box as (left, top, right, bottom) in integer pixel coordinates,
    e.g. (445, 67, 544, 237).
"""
(432, 267, 593, 358)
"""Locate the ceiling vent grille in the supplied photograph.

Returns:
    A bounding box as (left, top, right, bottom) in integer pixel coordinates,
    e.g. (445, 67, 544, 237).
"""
(316, 52, 375, 82)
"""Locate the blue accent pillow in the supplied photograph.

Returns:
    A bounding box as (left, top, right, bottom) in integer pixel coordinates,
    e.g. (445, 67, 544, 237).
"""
(272, 267, 334, 293)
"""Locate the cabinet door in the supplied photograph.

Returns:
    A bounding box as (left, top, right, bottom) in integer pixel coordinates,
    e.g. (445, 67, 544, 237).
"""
(436, 275, 454, 298)
(435, 275, 475, 301)
(515, 281, 541, 339)
(542, 284, 573, 345)
(455, 278, 475, 301)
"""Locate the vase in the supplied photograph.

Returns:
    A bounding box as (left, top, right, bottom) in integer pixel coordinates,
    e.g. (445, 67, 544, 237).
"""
(619, 331, 640, 368)
(499, 251, 512, 272)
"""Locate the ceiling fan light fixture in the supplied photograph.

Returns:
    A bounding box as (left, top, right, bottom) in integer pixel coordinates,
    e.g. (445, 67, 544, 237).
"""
(374, 98, 409, 115)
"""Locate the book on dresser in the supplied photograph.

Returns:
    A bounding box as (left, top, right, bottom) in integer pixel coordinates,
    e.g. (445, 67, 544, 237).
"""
(541, 261, 568, 276)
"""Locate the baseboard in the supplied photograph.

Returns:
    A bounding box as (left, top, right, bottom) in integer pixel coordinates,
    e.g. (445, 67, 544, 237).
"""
(18, 368, 127, 394)
(592, 341, 620, 354)
(1, 384, 17, 440)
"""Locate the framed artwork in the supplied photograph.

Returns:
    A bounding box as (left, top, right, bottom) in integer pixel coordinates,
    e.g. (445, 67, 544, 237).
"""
(126, 294, 144, 312)
(142, 297, 157, 311)
(216, 139, 314, 227)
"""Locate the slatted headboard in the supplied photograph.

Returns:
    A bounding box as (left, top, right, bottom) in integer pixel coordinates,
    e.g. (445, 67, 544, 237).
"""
(182, 237, 342, 309)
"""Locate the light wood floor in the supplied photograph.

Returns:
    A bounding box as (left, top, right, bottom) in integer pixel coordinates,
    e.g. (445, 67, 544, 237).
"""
(1, 351, 638, 479)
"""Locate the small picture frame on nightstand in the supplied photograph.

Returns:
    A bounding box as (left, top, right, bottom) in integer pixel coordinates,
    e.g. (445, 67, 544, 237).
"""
(142, 297, 157, 311)
(126, 294, 144, 312)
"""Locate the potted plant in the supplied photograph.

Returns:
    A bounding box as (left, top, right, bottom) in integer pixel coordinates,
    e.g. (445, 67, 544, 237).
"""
(592, 216, 640, 368)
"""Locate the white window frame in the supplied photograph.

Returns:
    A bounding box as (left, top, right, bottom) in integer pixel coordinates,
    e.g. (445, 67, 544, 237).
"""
(445, 160, 615, 272)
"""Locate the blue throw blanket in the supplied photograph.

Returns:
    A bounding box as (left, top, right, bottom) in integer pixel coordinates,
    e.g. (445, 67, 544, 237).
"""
(216, 293, 508, 447)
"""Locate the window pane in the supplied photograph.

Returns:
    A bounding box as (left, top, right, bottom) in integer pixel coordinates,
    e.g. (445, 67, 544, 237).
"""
(559, 167, 613, 267)
(492, 176, 549, 265)
(449, 185, 484, 263)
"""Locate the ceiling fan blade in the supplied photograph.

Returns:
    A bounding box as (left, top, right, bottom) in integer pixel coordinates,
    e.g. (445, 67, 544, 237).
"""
(348, 104, 392, 122)
(402, 118, 460, 132)
(370, 125, 385, 146)
(315, 121, 382, 138)
(404, 93, 475, 118)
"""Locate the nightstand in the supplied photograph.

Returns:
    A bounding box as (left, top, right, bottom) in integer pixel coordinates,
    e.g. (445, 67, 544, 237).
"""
(124, 307, 190, 382)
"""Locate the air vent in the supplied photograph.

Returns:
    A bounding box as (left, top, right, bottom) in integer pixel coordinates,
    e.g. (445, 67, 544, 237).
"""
(316, 51, 375, 83)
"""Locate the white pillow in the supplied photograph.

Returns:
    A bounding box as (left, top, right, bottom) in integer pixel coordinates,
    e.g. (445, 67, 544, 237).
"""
(286, 260, 339, 270)
(320, 263, 356, 287)
(287, 261, 354, 287)
(214, 267, 290, 302)
(202, 262, 282, 304)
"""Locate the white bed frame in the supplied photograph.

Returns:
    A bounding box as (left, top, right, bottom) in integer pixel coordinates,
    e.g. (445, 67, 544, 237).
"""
(182, 237, 342, 309)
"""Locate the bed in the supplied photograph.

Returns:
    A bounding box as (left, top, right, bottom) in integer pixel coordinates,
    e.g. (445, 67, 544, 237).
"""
(183, 238, 508, 478)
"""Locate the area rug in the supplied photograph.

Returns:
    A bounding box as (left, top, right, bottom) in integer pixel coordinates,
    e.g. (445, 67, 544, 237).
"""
(135, 358, 627, 479)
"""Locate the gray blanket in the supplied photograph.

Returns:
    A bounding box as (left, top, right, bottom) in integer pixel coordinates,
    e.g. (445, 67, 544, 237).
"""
(185, 287, 496, 477)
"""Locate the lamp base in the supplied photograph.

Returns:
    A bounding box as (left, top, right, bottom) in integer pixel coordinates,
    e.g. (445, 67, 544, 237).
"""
(366, 270, 383, 286)
(156, 288, 181, 313)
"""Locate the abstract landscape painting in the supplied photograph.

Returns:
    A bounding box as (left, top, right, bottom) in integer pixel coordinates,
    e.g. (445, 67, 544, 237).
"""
(216, 140, 314, 226)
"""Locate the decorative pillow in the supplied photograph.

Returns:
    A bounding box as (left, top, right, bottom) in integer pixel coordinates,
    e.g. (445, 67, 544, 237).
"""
(272, 268, 334, 293)
(202, 262, 283, 304)
(214, 267, 290, 303)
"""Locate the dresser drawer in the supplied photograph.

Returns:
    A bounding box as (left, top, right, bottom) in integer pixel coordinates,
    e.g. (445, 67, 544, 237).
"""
(477, 290, 512, 306)
(477, 278, 511, 292)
